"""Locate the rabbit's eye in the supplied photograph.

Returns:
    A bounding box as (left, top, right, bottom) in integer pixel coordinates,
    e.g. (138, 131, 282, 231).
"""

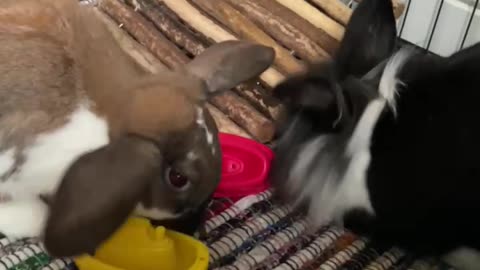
(166, 167, 190, 190)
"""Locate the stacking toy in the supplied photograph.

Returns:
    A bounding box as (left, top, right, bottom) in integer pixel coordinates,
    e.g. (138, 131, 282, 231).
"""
(74, 217, 209, 270)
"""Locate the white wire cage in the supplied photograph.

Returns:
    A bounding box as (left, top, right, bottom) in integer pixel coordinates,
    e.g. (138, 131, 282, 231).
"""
(344, 0, 480, 57)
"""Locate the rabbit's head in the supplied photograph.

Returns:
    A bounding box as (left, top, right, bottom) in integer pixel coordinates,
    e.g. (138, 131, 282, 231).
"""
(5, 0, 276, 257)
(270, 0, 398, 205)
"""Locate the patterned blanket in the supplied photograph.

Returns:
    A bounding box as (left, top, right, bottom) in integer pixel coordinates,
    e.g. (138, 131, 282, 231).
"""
(0, 190, 454, 270)
(201, 190, 454, 270)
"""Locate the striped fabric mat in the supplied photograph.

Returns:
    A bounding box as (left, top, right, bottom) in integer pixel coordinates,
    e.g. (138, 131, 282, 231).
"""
(0, 190, 455, 270)
(201, 190, 456, 270)
(0, 237, 75, 270)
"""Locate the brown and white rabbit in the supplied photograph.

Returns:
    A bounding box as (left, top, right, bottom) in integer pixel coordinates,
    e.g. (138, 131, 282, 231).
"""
(0, 0, 274, 258)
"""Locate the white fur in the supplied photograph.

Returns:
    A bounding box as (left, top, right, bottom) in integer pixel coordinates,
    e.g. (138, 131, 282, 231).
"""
(0, 198, 49, 238)
(289, 135, 331, 205)
(283, 115, 322, 201)
(334, 49, 411, 220)
(290, 49, 412, 227)
(0, 149, 15, 177)
(289, 137, 326, 186)
(0, 105, 109, 237)
(336, 49, 411, 217)
(443, 247, 480, 270)
(196, 107, 215, 153)
(333, 145, 374, 218)
(347, 48, 411, 156)
(333, 98, 387, 221)
(134, 204, 181, 220)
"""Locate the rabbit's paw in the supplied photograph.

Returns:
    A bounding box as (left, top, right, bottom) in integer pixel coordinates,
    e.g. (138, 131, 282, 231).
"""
(0, 199, 48, 239)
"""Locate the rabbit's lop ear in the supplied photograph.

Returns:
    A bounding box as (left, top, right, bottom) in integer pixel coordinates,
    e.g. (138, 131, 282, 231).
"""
(186, 40, 275, 95)
(335, 0, 397, 78)
(44, 136, 162, 257)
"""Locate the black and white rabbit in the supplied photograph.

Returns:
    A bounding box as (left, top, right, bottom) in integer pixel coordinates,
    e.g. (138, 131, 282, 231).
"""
(270, 0, 480, 269)
(0, 0, 274, 258)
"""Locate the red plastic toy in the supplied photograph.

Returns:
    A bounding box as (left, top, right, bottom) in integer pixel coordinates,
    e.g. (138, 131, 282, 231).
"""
(215, 133, 274, 201)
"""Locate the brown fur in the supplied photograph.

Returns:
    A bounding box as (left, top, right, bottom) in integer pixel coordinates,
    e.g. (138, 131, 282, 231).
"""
(45, 135, 163, 256)
(0, 0, 275, 257)
(0, 32, 80, 148)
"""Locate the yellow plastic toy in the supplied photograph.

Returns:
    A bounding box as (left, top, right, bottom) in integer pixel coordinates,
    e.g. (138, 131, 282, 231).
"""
(74, 217, 209, 270)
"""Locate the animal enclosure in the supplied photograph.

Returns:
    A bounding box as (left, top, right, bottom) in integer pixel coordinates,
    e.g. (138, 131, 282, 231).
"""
(0, 0, 463, 269)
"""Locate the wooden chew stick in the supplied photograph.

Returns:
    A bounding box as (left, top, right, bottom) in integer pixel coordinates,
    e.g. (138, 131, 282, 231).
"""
(190, 0, 305, 74)
(210, 91, 275, 143)
(98, 0, 189, 69)
(235, 81, 285, 123)
(127, 0, 285, 121)
(98, 0, 275, 142)
(136, 1, 211, 51)
(309, 0, 351, 26)
(93, 8, 169, 73)
(205, 104, 252, 139)
(125, 0, 208, 56)
(354, 0, 406, 19)
(160, 0, 286, 88)
(309, 0, 406, 26)
(95, 8, 248, 137)
(392, 0, 406, 19)
(213, 0, 328, 62)
(274, 0, 344, 41)
(255, 0, 339, 56)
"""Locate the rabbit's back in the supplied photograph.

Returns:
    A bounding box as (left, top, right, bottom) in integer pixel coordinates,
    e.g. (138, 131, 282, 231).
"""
(0, 31, 109, 198)
(0, 32, 81, 141)
(362, 47, 480, 255)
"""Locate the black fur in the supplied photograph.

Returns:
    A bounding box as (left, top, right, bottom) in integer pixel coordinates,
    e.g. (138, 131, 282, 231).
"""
(270, 0, 480, 262)
(365, 44, 480, 256)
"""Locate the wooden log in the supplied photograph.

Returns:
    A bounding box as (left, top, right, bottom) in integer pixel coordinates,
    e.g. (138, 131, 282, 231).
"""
(355, 0, 405, 19)
(93, 8, 169, 73)
(154, 3, 215, 46)
(160, 0, 286, 88)
(274, 0, 344, 41)
(309, 0, 406, 26)
(224, 0, 331, 61)
(190, 0, 305, 74)
(392, 0, 406, 19)
(235, 81, 285, 123)
(205, 104, 252, 139)
(95, 8, 249, 137)
(157, 2, 217, 49)
(98, 0, 189, 69)
(308, 0, 351, 26)
(124, 0, 207, 56)
(210, 91, 275, 143)
(100, 0, 276, 142)
(127, 0, 285, 121)
(254, 0, 339, 56)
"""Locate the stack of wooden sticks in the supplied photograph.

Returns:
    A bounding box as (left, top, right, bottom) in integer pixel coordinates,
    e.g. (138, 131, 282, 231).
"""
(88, 0, 405, 143)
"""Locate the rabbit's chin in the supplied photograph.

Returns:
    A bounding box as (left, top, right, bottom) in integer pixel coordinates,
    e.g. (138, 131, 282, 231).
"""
(134, 204, 182, 221)
(148, 208, 207, 236)
(135, 198, 211, 236)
